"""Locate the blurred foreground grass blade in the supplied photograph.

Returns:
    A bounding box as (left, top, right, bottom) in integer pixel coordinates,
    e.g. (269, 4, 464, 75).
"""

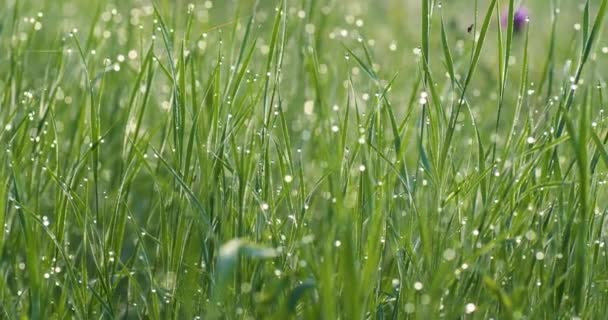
(211, 239, 278, 313)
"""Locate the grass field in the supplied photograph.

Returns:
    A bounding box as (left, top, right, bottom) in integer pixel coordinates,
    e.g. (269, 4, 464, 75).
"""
(2, 0, 608, 318)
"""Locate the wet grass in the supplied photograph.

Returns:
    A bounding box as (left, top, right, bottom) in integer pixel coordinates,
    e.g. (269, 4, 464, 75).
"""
(1, 0, 608, 318)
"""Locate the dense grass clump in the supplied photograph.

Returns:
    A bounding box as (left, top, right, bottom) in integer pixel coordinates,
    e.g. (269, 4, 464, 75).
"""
(2, 0, 608, 318)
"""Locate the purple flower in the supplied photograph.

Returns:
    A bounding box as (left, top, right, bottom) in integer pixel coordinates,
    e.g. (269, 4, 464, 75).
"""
(502, 7, 529, 32)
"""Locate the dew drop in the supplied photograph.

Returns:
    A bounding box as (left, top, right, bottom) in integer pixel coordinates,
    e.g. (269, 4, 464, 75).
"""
(443, 249, 456, 261)
(465, 303, 476, 314)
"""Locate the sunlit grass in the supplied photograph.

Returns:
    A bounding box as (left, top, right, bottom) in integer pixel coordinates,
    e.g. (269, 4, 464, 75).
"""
(1, 0, 608, 318)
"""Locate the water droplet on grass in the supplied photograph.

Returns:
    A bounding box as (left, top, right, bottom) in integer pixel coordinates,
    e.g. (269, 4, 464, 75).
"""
(465, 303, 476, 314)
(443, 249, 456, 261)
(535, 252, 545, 260)
(525, 230, 537, 241)
(392, 279, 400, 288)
(405, 303, 415, 313)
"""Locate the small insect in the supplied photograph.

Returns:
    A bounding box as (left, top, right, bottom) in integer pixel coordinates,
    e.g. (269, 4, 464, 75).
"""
(467, 24, 474, 33)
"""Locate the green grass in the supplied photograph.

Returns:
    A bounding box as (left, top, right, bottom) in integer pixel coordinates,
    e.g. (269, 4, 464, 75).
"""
(1, 0, 608, 318)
